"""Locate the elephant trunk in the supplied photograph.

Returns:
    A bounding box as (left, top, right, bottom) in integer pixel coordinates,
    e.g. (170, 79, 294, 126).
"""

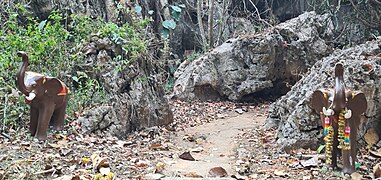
(16, 51, 32, 96)
(333, 63, 346, 111)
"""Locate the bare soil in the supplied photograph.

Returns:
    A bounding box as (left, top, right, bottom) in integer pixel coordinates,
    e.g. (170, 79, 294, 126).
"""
(163, 111, 265, 178)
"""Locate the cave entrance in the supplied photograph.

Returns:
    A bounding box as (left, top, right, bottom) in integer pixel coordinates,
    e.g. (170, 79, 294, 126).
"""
(241, 79, 293, 103)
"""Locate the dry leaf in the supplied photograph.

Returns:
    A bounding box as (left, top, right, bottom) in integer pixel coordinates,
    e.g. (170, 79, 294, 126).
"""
(370, 148, 381, 157)
(99, 167, 111, 175)
(47, 140, 67, 149)
(94, 172, 115, 180)
(190, 147, 203, 153)
(155, 162, 165, 172)
(143, 173, 164, 179)
(136, 160, 148, 167)
(52, 175, 73, 180)
(351, 172, 362, 180)
(0, 170, 4, 179)
(80, 157, 91, 164)
(91, 153, 110, 171)
(0, 154, 6, 161)
(364, 128, 379, 147)
(208, 167, 228, 177)
(183, 172, 203, 178)
(179, 151, 195, 161)
(59, 148, 72, 156)
(150, 143, 168, 150)
(96, 158, 109, 170)
(57, 139, 68, 147)
(274, 169, 288, 177)
(374, 163, 381, 178)
(301, 155, 319, 168)
(248, 174, 258, 179)
(91, 153, 100, 162)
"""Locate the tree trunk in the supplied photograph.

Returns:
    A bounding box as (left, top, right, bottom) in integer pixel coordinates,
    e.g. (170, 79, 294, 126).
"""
(208, 0, 214, 47)
(197, 0, 208, 49)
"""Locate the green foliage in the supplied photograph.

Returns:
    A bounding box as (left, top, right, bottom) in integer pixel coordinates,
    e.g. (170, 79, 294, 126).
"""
(164, 76, 175, 93)
(317, 144, 325, 153)
(162, 19, 177, 30)
(0, 8, 72, 127)
(1, 10, 69, 75)
(70, 72, 108, 115)
(0, 3, 150, 128)
(185, 51, 201, 62)
(160, 4, 185, 39)
(69, 14, 150, 65)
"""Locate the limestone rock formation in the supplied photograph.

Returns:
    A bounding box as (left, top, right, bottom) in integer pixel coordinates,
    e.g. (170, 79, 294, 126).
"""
(76, 36, 173, 137)
(172, 12, 333, 101)
(266, 40, 381, 151)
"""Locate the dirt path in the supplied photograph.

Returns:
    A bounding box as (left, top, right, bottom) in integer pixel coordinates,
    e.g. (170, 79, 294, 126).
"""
(163, 111, 266, 178)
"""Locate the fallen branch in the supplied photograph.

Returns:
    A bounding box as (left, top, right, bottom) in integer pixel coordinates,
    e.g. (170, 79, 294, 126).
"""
(0, 132, 10, 139)
(33, 168, 55, 176)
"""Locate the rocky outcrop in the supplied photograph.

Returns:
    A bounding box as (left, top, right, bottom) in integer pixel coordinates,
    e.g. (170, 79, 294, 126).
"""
(76, 36, 173, 137)
(172, 12, 333, 101)
(266, 40, 381, 151)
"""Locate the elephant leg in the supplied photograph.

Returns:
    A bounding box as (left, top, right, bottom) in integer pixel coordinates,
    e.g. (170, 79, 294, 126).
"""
(50, 96, 68, 130)
(50, 106, 66, 131)
(331, 118, 339, 169)
(350, 119, 359, 172)
(35, 105, 55, 140)
(342, 119, 358, 174)
(29, 106, 39, 136)
(342, 150, 352, 174)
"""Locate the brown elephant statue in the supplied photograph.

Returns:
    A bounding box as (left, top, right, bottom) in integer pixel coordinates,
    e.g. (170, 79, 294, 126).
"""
(15, 51, 69, 140)
(310, 62, 367, 174)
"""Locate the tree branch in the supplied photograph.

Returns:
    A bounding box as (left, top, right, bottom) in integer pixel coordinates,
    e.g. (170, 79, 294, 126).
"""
(348, 0, 381, 29)
(248, 0, 273, 28)
(369, 0, 381, 6)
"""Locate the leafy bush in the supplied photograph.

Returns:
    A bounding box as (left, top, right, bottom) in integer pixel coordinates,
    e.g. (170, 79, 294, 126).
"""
(0, 8, 73, 128)
(0, 3, 151, 129)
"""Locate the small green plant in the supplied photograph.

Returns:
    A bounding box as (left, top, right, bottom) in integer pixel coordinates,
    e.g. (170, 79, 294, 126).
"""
(70, 72, 109, 115)
(164, 77, 175, 93)
(185, 51, 201, 62)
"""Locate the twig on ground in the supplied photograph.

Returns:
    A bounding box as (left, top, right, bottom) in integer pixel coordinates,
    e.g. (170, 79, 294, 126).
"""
(33, 168, 55, 176)
(0, 132, 10, 139)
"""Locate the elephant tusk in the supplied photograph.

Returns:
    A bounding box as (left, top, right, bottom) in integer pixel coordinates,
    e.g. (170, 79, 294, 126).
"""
(323, 107, 334, 116)
(26, 92, 36, 101)
(345, 109, 352, 119)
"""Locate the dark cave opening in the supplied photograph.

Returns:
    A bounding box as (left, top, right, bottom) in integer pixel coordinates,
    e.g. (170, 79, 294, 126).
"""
(240, 79, 293, 103)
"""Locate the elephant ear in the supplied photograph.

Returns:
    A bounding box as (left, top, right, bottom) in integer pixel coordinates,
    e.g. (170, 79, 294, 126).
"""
(347, 92, 367, 117)
(310, 90, 329, 114)
(44, 78, 63, 96)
